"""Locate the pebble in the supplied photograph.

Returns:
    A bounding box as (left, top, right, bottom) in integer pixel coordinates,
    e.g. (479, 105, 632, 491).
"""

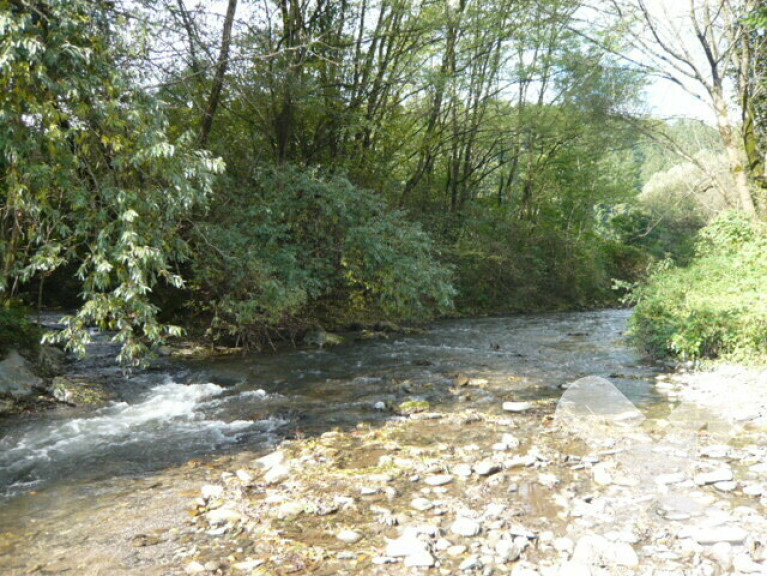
(655, 472, 686, 485)
(460, 556, 482, 571)
(205, 508, 243, 525)
(557, 561, 591, 576)
(263, 464, 291, 485)
(591, 463, 613, 486)
(336, 529, 363, 544)
(694, 468, 733, 486)
(200, 484, 223, 500)
(232, 559, 265, 571)
(475, 461, 501, 476)
(425, 474, 454, 486)
(503, 402, 532, 413)
(572, 535, 639, 568)
(359, 486, 380, 495)
(495, 539, 523, 562)
(373, 557, 397, 565)
(553, 537, 575, 555)
(235, 469, 254, 483)
(690, 527, 748, 545)
(411, 497, 435, 511)
(185, 562, 206, 575)
(386, 534, 430, 558)
(714, 480, 737, 492)
(451, 518, 482, 537)
(404, 551, 436, 567)
(743, 483, 764, 496)
(455, 464, 473, 478)
(448, 545, 468, 556)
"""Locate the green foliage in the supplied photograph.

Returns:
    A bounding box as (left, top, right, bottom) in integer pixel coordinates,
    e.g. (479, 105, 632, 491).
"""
(1, 1, 222, 363)
(0, 304, 40, 355)
(629, 212, 767, 362)
(192, 166, 454, 347)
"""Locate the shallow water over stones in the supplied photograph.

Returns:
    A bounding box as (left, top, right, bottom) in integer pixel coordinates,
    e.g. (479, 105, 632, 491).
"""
(0, 309, 676, 574)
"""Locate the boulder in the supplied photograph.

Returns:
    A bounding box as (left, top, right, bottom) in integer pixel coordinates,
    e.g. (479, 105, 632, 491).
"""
(0, 350, 43, 398)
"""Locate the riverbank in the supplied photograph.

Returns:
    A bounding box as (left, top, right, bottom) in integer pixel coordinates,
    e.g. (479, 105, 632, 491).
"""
(5, 371, 767, 575)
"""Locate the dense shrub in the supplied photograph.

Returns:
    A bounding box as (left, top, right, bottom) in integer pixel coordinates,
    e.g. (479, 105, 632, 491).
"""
(191, 166, 454, 346)
(0, 305, 40, 356)
(447, 209, 637, 314)
(628, 212, 767, 362)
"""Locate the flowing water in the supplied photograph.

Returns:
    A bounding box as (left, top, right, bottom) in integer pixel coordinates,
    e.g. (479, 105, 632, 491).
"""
(0, 309, 666, 572)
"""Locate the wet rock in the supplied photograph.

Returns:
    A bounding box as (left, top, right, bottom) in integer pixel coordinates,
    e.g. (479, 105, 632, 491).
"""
(336, 529, 363, 544)
(503, 402, 532, 413)
(451, 518, 482, 537)
(0, 350, 42, 398)
(425, 474, 454, 486)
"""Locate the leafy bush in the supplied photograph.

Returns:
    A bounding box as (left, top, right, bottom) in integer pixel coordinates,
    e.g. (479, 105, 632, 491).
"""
(628, 212, 767, 362)
(447, 208, 632, 314)
(191, 166, 454, 346)
(0, 305, 40, 356)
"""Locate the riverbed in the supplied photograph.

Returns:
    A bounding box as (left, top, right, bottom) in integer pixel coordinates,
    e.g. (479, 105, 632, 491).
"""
(2, 309, 765, 575)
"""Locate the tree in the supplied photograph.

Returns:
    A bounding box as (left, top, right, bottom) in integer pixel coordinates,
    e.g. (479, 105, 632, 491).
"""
(603, 0, 763, 216)
(0, 0, 222, 363)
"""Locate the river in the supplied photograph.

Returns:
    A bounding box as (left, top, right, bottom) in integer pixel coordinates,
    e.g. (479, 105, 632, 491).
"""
(0, 309, 665, 574)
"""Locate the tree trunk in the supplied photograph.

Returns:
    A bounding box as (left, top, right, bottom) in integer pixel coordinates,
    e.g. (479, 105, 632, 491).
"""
(712, 89, 757, 215)
(199, 0, 237, 148)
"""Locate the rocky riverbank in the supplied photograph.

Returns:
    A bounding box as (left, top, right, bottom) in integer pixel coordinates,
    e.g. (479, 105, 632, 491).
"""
(161, 373, 767, 576)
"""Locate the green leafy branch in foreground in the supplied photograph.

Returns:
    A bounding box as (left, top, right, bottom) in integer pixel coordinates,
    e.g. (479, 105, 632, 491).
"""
(1, 1, 222, 364)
